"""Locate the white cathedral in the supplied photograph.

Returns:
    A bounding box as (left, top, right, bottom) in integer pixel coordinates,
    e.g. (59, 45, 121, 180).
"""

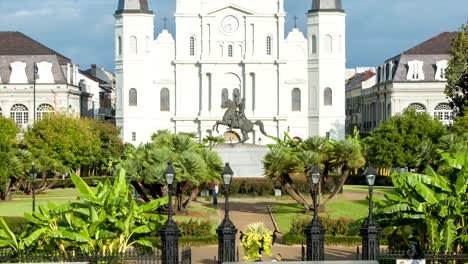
(115, 0, 346, 145)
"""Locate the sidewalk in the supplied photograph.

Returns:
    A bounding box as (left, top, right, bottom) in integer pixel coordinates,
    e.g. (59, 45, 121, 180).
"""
(190, 198, 357, 263)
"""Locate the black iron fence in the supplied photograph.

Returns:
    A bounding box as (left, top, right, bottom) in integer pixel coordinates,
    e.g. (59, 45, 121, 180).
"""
(379, 249, 468, 264)
(0, 247, 191, 264)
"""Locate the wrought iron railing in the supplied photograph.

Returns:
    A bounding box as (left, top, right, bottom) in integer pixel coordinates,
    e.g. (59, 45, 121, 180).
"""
(379, 249, 468, 264)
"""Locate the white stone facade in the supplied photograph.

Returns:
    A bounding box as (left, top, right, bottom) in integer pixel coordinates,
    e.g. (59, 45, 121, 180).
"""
(115, 0, 346, 145)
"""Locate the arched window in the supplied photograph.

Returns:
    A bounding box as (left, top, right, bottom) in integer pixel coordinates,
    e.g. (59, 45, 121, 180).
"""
(190, 36, 195, 56)
(36, 104, 54, 121)
(266, 36, 272, 55)
(433, 103, 453, 124)
(10, 104, 28, 125)
(325, 34, 333, 53)
(129, 36, 137, 55)
(311, 35, 317, 54)
(221, 88, 229, 107)
(145, 36, 150, 53)
(407, 103, 426, 113)
(324, 88, 333, 106)
(160, 88, 170, 112)
(228, 45, 233, 57)
(0, 107, 2, 116)
(117, 36, 122, 56)
(292, 88, 301, 112)
(129, 88, 138, 106)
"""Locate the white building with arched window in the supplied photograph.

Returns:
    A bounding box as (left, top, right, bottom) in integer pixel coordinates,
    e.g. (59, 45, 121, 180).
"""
(0, 32, 95, 130)
(345, 32, 457, 135)
(115, 0, 346, 144)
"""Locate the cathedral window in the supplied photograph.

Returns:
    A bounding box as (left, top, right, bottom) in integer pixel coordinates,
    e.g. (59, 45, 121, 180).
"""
(117, 36, 122, 56)
(160, 88, 170, 112)
(190, 36, 195, 56)
(221, 88, 229, 107)
(312, 35, 317, 54)
(266, 36, 272, 55)
(132, 132, 136, 142)
(407, 103, 426, 113)
(10, 104, 28, 126)
(325, 35, 333, 54)
(129, 88, 138, 106)
(292, 88, 301, 112)
(228, 45, 233, 57)
(324, 88, 333, 106)
(433, 103, 453, 124)
(0, 107, 2, 116)
(129, 36, 137, 55)
(36, 104, 54, 121)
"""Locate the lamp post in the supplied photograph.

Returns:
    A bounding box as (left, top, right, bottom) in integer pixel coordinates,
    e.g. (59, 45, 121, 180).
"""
(30, 162, 37, 212)
(216, 163, 237, 264)
(304, 164, 325, 261)
(360, 166, 381, 260)
(159, 162, 180, 264)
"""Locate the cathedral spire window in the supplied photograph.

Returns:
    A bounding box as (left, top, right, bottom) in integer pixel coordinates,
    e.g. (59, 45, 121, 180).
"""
(266, 36, 272, 55)
(160, 88, 170, 112)
(190, 36, 195, 56)
(129, 88, 138, 106)
(324, 88, 333, 106)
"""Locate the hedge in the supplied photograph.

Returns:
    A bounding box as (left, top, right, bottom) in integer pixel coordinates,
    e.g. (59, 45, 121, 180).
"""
(282, 233, 363, 246)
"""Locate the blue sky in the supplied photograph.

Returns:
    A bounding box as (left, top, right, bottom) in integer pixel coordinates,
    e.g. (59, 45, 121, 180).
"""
(0, 0, 466, 72)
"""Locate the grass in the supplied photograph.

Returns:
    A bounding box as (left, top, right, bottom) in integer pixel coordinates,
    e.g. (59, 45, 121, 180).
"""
(343, 185, 394, 195)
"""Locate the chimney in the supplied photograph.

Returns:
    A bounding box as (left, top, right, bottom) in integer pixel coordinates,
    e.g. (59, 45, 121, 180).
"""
(91, 64, 97, 77)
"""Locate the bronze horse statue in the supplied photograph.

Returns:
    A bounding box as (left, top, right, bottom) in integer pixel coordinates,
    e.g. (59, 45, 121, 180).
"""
(213, 99, 268, 143)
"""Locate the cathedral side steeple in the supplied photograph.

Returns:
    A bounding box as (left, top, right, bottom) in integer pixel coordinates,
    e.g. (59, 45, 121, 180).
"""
(309, 0, 344, 13)
(115, 0, 153, 14)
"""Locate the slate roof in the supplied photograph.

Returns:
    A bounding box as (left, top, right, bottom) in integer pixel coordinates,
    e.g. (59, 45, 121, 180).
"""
(0, 32, 71, 64)
(0, 32, 73, 84)
(346, 71, 375, 91)
(403, 32, 458, 55)
(115, 0, 153, 14)
(310, 0, 344, 12)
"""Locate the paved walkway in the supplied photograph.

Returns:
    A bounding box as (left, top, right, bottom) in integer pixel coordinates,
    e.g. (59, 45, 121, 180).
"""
(190, 198, 358, 263)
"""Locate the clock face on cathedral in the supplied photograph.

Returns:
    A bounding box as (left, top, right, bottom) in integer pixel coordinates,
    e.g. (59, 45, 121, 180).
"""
(221, 15, 239, 34)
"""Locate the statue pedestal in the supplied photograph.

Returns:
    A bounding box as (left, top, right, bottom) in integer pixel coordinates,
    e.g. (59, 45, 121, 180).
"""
(213, 144, 268, 178)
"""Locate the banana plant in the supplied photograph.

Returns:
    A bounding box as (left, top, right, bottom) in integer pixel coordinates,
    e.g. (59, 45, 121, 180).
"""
(376, 147, 468, 253)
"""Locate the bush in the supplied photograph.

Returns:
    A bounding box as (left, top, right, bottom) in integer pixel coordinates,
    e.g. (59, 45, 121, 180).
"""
(177, 219, 212, 237)
(288, 217, 360, 237)
(282, 233, 362, 246)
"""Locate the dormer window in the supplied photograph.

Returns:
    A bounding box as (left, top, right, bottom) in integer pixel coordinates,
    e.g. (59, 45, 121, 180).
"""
(435, 60, 448, 80)
(407, 60, 425, 81)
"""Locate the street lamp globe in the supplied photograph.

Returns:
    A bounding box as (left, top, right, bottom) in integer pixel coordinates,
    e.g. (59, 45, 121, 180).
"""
(310, 164, 321, 185)
(164, 162, 176, 185)
(221, 163, 234, 186)
(363, 166, 377, 186)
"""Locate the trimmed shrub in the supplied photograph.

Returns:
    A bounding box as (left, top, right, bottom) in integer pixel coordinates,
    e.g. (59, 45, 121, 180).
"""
(177, 219, 212, 237)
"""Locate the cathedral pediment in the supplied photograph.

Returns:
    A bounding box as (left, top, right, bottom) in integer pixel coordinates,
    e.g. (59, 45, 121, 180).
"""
(206, 4, 255, 15)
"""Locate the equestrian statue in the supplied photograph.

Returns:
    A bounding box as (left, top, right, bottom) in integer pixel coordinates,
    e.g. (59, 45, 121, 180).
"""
(213, 97, 268, 143)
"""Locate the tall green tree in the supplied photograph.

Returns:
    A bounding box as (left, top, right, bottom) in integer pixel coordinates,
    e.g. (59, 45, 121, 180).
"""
(0, 117, 19, 200)
(445, 24, 468, 117)
(364, 109, 446, 171)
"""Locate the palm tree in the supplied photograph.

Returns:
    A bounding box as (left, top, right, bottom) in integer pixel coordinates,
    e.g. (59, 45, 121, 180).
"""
(321, 138, 365, 206)
(263, 145, 312, 210)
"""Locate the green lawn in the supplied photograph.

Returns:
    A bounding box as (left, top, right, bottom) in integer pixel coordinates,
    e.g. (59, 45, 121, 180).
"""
(343, 185, 394, 195)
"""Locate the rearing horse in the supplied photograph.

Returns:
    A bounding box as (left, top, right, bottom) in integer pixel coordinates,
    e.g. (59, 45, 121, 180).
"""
(213, 99, 268, 143)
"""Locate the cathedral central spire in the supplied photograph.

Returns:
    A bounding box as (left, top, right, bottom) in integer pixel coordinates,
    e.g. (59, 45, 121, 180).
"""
(115, 0, 153, 15)
(309, 0, 344, 13)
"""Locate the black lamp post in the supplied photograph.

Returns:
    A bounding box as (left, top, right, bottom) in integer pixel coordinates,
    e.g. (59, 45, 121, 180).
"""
(216, 163, 237, 264)
(159, 162, 180, 264)
(304, 164, 326, 261)
(360, 166, 381, 260)
(30, 162, 37, 212)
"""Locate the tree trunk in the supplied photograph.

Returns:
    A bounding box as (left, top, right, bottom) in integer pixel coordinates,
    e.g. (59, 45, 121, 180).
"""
(321, 167, 349, 207)
(176, 182, 189, 213)
(283, 182, 311, 210)
(35, 172, 59, 193)
(131, 181, 150, 202)
(182, 186, 200, 209)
